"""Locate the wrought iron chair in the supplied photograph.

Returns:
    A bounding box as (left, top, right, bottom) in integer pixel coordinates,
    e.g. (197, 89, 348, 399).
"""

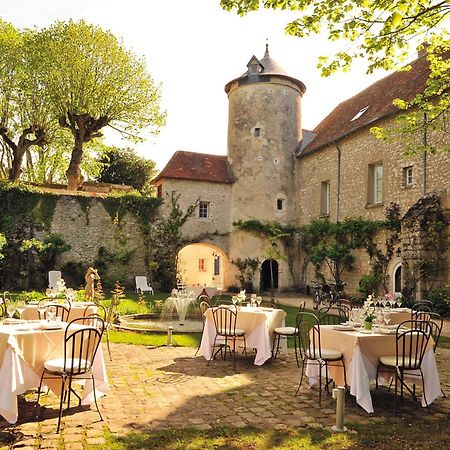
(375, 319, 432, 414)
(272, 303, 305, 366)
(208, 305, 247, 370)
(295, 312, 347, 406)
(195, 300, 211, 356)
(318, 305, 348, 325)
(411, 301, 433, 317)
(37, 317, 105, 432)
(84, 303, 114, 361)
(0, 292, 8, 317)
(39, 303, 71, 322)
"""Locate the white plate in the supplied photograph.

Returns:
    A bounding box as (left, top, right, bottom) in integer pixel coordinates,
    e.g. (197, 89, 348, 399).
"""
(359, 329, 373, 334)
(334, 325, 355, 331)
(41, 322, 63, 330)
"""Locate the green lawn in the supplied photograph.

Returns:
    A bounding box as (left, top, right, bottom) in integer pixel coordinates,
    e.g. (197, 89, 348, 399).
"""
(84, 419, 450, 450)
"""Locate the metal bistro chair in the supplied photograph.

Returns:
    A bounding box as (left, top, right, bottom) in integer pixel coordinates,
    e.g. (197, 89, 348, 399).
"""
(411, 301, 433, 318)
(375, 319, 432, 415)
(208, 305, 247, 370)
(195, 300, 211, 356)
(0, 292, 8, 318)
(39, 303, 71, 322)
(318, 305, 348, 325)
(272, 302, 306, 367)
(36, 317, 105, 433)
(84, 303, 114, 361)
(295, 312, 347, 406)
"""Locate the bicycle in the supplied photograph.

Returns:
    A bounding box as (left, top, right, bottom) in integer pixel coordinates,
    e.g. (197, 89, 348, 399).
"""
(312, 281, 331, 310)
(329, 281, 347, 307)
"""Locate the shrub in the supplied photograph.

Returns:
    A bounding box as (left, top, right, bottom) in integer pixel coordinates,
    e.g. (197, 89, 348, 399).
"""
(425, 286, 450, 317)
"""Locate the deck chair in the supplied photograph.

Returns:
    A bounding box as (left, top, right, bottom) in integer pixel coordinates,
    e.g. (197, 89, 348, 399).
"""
(135, 276, 154, 295)
(48, 271, 62, 290)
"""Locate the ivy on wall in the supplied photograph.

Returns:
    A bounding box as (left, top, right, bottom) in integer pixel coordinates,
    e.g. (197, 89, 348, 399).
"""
(234, 212, 395, 294)
(0, 181, 58, 236)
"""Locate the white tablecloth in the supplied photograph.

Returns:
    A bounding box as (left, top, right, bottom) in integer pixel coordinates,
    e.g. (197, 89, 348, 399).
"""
(200, 307, 287, 365)
(306, 325, 442, 413)
(21, 303, 96, 321)
(0, 322, 109, 423)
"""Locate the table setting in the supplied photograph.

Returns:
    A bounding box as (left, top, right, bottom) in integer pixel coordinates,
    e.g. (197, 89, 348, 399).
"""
(0, 315, 109, 424)
(200, 294, 287, 366)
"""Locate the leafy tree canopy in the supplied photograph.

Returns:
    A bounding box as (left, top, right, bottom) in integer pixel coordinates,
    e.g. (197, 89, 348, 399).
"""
(220, 1, 450, 153)
(97, 147, 157, 194)
(31, 19, 166, 189)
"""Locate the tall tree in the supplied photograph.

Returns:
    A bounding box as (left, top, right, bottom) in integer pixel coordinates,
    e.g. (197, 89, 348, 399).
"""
(97, 147, 157, 194)
(221, 1, 450, 153)
(33, 20, 166, 190)
(0, 21, 53, 181)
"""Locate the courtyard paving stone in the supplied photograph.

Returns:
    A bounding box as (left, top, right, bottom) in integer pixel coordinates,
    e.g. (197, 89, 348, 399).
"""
(0, 337, 448, 449)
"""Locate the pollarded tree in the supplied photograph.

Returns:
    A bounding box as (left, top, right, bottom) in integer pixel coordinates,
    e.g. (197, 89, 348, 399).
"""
(33, 20, 166, 190)
(221, 1, 450, 153)
(0, 21, 54, 181)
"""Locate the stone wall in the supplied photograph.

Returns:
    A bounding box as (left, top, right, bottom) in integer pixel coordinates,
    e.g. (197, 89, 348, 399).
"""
(37, 195, 148, 289)
(296, 115, 449, 296)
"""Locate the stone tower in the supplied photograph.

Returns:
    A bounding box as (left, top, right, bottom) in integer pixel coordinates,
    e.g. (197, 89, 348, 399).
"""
(224, 45, 306, 291)
(225, 44, 306, 225)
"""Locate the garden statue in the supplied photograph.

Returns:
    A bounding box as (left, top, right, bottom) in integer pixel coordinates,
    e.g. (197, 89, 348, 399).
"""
(85, 267, 100, 301)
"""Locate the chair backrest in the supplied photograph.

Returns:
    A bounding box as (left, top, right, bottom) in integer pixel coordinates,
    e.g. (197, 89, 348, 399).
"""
(83, 302, 103, 318)
(69, 315, 105, 333)
(135, 276, 148, 288)
(212, 306, 238, 336)
(396, 320, 432, 369)
(0, 293, 7, 317)
(297, 311, 323, 360)
(199, 300, 210, 315)
(414, 311, 443, 352)
(43, 304, 71, 322)
(64, 321, 103, 375)
(48, 271, 62, 289)
(318, 306, 347, 325)
(411, 301, 433, 316)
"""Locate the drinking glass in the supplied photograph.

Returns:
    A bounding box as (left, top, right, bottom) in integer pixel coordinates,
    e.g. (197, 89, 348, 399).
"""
(37, 305, 47, 320)
(47, 305, 56, 321)
(16, 300, 26, 318)
(6, 302, 16, 319)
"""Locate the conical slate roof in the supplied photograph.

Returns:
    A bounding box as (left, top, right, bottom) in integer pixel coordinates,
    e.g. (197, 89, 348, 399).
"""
(224, 44, 306, 94)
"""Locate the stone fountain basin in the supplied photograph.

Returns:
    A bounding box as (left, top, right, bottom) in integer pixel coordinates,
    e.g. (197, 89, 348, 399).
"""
(118, 313, 203, 333)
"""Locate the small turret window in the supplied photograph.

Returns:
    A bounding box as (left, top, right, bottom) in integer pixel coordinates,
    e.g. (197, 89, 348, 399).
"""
(277, 199, 284, 211)
(254, 128, 261, 137)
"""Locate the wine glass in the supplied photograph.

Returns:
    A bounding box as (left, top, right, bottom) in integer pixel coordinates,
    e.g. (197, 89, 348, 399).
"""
(47, 305, 56, 321)
(256, 296, 262, 308)
(6, 302, 17, 319)
(38, 304, 47, 320)
(383, 311, 391, 326)
(16, 300, 26, 318)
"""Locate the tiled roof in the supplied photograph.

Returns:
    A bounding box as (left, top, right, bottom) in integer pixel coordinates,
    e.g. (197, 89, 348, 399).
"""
(300, 54, 431, 155)
(152, 151, 234, 184)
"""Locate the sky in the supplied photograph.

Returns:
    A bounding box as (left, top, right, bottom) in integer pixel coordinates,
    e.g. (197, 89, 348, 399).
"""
(1, 0, 389, 170)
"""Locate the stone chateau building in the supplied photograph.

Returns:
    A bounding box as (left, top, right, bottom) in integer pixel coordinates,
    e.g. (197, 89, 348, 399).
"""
(152, 45, 449, 297)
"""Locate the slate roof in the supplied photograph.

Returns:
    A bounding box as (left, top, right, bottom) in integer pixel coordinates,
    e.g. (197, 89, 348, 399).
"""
(152, 151, 234, 184)
(300, 54, 431, 155)
(224, 45, 306, 94)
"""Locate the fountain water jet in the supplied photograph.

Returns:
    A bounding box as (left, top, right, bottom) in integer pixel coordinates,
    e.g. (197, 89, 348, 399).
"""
(162, 289, 199, 325)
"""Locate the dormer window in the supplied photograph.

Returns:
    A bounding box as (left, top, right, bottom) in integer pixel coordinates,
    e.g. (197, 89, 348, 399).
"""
(350, 106, 369, 122)
(247, 55, 263, 74)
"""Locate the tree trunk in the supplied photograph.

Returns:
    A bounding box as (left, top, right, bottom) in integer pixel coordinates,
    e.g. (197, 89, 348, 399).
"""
(66, 137, 84, 190)
(9, 143, 28, 182)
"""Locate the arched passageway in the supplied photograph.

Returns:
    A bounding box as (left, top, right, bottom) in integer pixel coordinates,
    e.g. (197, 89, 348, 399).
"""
(393, 264, 402, 294)
(260, 259, 278, 292)
(177, 243, 228, 289)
